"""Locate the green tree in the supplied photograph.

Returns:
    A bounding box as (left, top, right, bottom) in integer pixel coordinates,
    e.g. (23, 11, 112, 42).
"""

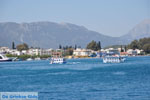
(97, 41, 101, 51)
(124, 45, 127, 52)
(59, 44, 62, 49)
(128, 37, 150, 54)
(69, 46, 72, 49)
(143, 44, 150, 54)
(120, 45, 124, 52)
(74, 44, 77, 50)
(128, 40, 140, 50)
(138, 38, 150, 49)
(16, 43, 29, 51)
(86, 40, 101, 51)
(12, 42, 15, 49)
(78, 46, 81, 48)
(66, 45, 68, 49)
(62, 48, 73, 56)
(67, 48, 73, 55)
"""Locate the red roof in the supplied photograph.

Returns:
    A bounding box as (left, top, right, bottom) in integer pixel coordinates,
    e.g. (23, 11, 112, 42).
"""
(120, 52, 128, 55)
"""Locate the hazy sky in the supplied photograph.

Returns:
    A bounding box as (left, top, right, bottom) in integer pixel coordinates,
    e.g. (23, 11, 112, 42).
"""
(0, 0, 149, 37)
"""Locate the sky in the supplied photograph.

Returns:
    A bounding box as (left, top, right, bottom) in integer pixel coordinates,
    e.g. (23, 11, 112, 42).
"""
(0, 0, 149, 37)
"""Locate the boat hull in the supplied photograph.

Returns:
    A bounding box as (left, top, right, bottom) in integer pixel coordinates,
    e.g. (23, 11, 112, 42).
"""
(0, 59, 12, 62)
(50, 62, 66, 64)
(103, 56, 125, 63)
(50, 58, 67, 64)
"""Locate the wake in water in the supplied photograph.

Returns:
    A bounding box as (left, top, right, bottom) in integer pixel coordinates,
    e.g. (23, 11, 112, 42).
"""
(66, 62, 81, 65)
(112, 71, 126, 75)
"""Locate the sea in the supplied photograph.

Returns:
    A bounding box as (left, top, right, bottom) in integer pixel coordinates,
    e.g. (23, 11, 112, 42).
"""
(0, 56, 150, 100)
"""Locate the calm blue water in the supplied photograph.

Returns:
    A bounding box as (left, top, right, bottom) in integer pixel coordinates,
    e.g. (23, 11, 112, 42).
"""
(0, 56, 150, 100)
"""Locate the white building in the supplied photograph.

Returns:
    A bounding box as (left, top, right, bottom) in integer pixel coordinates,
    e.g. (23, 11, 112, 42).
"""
(105, 48, 120, 54)
(27, 48, 53, 56)
(27, 49, 40, 56)
(73, 48, 92, 56)
(9, 49, 22, 55)
(127, 49, 137, 55)
(39, 49, 52, 56)
(22, 50, 28, 55)
(0, 47, 10, 53)
(135, 49, 144, 55)
(0, 46, 53, 56)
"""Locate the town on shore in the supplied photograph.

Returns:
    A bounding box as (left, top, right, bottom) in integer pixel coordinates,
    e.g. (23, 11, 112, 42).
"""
(0, 37, 150, 61)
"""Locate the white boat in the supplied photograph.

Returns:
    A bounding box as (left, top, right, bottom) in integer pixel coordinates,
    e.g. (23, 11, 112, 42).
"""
(26, 58, 33, 61)
(0, 54, 13, 62)
(50, 58, 66, 64)
(103, 56, 125, 63)
(34, 57, 41, 60)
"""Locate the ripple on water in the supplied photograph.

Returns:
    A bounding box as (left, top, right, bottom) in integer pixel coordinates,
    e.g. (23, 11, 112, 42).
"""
(0, 57, 150, 100)
(112, 71, 126, 75)
(46, 71, 73, 75)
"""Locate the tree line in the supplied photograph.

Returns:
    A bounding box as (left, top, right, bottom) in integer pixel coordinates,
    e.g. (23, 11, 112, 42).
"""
(11, 37, 150, 55)
(86, 40, 101, 51)
(128, 37, 150, 54)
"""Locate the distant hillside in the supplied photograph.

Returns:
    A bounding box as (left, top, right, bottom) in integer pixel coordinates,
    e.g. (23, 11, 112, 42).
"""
(120, 19, 150, 42)
(0, 19, 150, 48)
(0, 22, 123, 48)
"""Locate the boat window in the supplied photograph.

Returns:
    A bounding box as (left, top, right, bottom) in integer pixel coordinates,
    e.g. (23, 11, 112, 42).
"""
(0, 56, 2, 59)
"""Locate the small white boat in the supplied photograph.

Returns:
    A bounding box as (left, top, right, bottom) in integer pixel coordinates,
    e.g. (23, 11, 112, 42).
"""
(103, 56, 125, 63)
(0, 54, 13, 62)
(34, 57, 41, 60)
(50, 58, 66, 64)
(26, 58, 33, 61)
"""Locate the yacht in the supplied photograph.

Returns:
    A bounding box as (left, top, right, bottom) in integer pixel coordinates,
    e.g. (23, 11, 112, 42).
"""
(103, 56, 125, 63)
(0, 54, 13, 62)
(50, 57, 66, 64)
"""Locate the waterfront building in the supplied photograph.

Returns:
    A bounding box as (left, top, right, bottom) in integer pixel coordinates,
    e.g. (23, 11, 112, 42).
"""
(127, 49, 137, 56)
(120, 52, 128, 56)
(0, 47, 10, 53)
(105, 48, 120, 55)
(40, 49, 52, 56)
(73, 48, 92, 56)
(51, 51, 63, 57)
(22, 50, 28, 55)
(9, 49, 22, 55)
(135, 49, 144, 55)
(27, 49, 40, 56)
(28, 48, 52, 56)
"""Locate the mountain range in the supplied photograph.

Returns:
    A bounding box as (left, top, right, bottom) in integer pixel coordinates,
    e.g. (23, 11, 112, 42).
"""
(0, 19, 150, 48)
(120, 19, 150, 42)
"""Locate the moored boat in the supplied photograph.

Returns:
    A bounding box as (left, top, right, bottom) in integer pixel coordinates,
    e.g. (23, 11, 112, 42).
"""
(26, 58, 33, 61)
(103, 56, 125, 63)
(50, 57, 66, 64)
(34, 57, 41, 61)
(0, 54, 13, 62)
(50, 50, 67, 64)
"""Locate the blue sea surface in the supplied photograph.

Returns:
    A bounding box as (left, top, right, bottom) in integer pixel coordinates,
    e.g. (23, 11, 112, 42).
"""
(0, 56, 150, 100)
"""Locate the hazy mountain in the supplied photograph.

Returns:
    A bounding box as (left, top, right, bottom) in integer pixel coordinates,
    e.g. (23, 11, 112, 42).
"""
(0, 19, 150, 48)
(0, 21, 123, 48)
(120, 19, 150, 42)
